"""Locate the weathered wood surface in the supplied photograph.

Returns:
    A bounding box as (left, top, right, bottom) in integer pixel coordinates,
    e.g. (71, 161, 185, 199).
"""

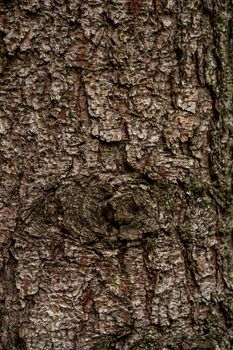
(0, 0, 232, 349)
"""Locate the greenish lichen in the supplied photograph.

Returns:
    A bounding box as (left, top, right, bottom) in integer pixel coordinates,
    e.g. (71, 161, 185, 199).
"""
(184, 177, 212, 206)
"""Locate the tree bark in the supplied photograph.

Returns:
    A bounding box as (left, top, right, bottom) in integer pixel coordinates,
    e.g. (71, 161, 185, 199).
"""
(0, 0, 232, 349)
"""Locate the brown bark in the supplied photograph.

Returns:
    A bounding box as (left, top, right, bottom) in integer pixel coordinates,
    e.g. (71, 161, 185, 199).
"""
(0, 0, 232, 349)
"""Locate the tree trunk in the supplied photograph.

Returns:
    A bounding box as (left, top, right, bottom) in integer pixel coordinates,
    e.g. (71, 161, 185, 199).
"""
(0, 0, 232, 349)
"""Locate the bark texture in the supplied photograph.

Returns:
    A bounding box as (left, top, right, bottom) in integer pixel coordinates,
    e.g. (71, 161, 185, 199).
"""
(0, 0, 232, 349)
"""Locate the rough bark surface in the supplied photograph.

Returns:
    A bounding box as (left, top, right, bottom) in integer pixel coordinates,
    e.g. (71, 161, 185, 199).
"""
(0, 0, 232, 349)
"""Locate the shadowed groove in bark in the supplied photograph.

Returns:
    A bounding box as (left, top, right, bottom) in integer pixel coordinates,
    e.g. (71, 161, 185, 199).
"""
(1, 240, 27, 350)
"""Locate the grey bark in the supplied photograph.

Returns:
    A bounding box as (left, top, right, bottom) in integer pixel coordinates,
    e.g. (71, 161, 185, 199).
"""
(0, 0, 232, 349)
